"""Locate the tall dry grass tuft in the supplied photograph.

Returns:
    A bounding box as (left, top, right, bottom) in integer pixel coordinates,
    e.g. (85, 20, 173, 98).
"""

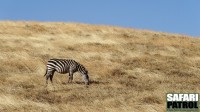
(0, 21, 200, 112)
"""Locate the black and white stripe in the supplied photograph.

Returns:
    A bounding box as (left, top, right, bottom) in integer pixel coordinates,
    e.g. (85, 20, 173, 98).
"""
(44, 59, 89, 85)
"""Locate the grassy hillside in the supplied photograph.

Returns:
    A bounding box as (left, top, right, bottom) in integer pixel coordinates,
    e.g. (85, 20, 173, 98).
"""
(0, 21, 200, 112)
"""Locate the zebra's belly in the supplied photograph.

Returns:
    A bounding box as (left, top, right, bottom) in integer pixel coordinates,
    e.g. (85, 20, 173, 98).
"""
(56, 68, 69, 74)
(58, 70, 69, 74)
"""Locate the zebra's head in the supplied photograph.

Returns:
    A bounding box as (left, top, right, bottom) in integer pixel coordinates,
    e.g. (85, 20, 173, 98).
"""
(78, 64, 89, 85)
(83, 70, 89, 85)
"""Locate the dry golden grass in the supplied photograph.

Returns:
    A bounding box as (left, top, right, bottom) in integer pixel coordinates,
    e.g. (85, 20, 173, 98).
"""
(0, 21, 200, 112)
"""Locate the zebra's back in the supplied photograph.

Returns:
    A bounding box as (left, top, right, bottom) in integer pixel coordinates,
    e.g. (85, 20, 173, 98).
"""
(47, 59, 79, 73)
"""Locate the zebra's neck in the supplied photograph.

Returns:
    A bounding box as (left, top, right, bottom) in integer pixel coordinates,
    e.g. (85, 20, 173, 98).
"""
(77, 64, 87, 74)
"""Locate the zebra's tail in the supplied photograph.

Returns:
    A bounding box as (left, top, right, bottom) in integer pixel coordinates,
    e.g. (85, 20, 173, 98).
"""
(44, 69, 47, 77)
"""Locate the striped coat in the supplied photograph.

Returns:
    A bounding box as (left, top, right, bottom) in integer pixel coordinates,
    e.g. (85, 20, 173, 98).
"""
(44, 59, 89, 85)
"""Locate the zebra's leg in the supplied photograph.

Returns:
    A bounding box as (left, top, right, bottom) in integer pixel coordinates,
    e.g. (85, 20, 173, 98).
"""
(68, 73, 73, 83)
(67, 72, 70, 83)
(49, 71, 55, 84)
(50, 74, 55, 91)
(46, 71, 54, 84)
(50, 75, 54, 84)
(68, 67, 74, 83)
(48, 71, 55, 91)
(70, 74, 73, 83)
(68, 74, 70, 83)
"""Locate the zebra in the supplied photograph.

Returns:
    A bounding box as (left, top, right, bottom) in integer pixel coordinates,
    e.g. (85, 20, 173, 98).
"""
(44, 59, 89, 85)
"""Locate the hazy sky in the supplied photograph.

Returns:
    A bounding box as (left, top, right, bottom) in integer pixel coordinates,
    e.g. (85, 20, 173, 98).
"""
(0, 1, 199, 37)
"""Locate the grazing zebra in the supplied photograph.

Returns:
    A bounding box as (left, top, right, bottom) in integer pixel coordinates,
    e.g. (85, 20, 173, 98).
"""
(44, 59, 89, 85)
